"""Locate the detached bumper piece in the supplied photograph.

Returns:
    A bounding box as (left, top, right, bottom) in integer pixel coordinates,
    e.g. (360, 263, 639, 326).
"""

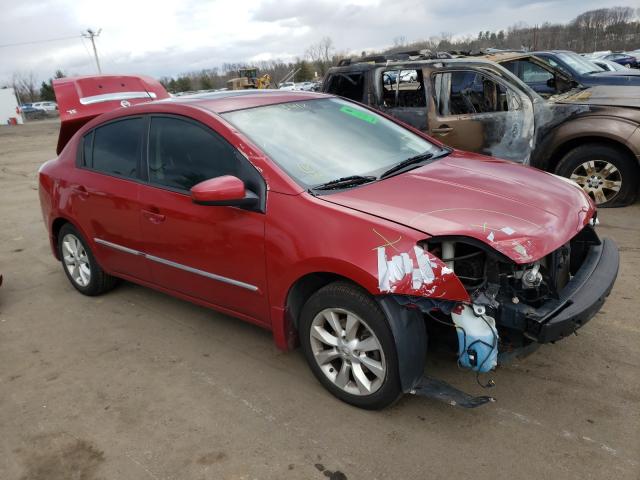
(501, 238, 619, 343)
(411, 376, 494, 408)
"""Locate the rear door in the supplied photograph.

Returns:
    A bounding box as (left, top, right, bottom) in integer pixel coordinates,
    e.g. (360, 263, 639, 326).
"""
(377, 68, 428, 130)
(425, 67, 535, 163)
(71, 116, 151, 281)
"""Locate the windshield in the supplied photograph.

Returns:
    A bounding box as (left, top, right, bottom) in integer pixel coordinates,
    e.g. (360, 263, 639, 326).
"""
(600, 60, 625, 72)
(222, 98, 443, 189)
(556, 52, 604, 75)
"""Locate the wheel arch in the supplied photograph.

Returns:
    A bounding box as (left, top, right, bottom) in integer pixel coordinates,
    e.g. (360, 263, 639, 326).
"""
(50, 216, 72, 260)
(49, 216, 92, 261)
(547, 135, 638, 174)
(285, 271, 362, 330)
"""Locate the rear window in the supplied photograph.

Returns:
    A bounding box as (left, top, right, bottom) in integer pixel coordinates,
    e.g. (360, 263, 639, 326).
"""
(325, 72, 365, 102)
(89, 118, 143, 178)
(381, 69, 426, 108)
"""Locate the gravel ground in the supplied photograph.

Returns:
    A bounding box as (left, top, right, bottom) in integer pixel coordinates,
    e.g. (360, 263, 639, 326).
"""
(1, 120, 638, 480)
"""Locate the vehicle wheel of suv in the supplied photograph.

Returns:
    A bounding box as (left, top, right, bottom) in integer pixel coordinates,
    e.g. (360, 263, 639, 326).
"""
(299, 281, 402, 409)
(57, 223, 118, 296)
(555, 144, 638, 207)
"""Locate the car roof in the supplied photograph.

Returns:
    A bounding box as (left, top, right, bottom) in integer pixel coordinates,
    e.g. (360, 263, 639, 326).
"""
(158, 89, 330, 113)
(327, 57, 504, 73)
(479, 52, 534, 62)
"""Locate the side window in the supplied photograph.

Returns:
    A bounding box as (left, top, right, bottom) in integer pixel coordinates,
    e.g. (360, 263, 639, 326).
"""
(433, 71, 520, 116)
(381, 69, 426, 108)
(148, 117, 239, 191)
(82, 131, 94, 167)
(325, 73, 365, 102)
(91, 118, 143, 178)
(504, 60, 554, 84)
(540, 56, 570, 75)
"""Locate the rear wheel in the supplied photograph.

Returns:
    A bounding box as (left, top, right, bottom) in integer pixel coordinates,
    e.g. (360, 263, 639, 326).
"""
(299, 281, 402, 410)
(555, 144, 638, 207)
(58, 224, 118, 296)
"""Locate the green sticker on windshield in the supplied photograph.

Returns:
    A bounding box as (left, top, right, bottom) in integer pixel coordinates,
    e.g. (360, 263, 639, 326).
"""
(339, 105, 378, 124)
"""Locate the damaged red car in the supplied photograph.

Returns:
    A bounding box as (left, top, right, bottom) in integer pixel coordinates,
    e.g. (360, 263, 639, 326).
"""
(39, 75, 619, 409)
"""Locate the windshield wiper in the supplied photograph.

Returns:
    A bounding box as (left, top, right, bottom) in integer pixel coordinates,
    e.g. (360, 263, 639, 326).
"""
(380, 152, 435, 179)
(312, 175, 377, 191)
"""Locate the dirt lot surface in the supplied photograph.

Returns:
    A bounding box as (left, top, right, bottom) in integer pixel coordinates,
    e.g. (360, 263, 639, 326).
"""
(1, 120, 639, 480)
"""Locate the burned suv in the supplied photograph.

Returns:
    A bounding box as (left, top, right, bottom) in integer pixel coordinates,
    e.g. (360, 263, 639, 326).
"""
(323, 53, 640, 207)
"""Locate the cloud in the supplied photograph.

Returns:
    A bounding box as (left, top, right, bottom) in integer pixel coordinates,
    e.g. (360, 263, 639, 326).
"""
(0, 0, 630, 85)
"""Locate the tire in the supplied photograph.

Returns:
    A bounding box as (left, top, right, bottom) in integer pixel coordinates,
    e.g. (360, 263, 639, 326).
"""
(299, 281, 402, 410)
(57, 223, 118, 296)
(555, 143, 638, 207)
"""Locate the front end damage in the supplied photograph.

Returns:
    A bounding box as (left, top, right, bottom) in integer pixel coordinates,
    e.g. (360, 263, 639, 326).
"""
(378, 223, 619, 408)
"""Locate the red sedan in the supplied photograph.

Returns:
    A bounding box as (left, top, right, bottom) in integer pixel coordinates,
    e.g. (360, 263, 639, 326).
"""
(39, 75, 618, 409)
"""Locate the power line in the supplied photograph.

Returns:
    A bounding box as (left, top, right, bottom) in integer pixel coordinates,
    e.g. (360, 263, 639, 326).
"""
(0, 35, 80, 49)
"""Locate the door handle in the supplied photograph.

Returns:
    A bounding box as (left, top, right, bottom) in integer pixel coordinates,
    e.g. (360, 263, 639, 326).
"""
(432, 125, 454, 134)
(71, 185, 89, 198)
(142, 209, 166, 224)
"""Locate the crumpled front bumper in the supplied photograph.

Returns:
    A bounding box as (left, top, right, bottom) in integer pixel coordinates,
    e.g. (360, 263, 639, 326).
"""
(499, 238, 619, 343)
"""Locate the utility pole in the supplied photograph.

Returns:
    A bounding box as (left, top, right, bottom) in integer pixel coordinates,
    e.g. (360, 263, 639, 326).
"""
(82, 29, 102, 73)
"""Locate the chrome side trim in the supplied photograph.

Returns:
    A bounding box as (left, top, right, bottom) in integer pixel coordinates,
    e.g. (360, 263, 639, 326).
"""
(94, 238, 143, 256)
(79, 91, 157, 105)
(94, 238, 258, 292)
(145, 254, 258, 291)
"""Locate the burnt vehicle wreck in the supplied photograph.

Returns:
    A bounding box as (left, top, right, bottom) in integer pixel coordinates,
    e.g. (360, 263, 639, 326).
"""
(322, 52, 640, 207)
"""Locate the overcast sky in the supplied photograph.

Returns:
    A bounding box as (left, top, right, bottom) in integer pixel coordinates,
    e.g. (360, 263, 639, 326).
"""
(0, 0, 633, 84)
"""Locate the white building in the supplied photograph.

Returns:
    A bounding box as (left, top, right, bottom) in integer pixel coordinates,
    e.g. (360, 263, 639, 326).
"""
(0, 88, 24, 125)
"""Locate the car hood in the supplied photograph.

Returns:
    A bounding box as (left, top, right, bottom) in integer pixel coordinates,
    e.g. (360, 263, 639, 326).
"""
(551, 85, 640, 108)
(320, 152, 594, 263)
(591, 69, 640, 78)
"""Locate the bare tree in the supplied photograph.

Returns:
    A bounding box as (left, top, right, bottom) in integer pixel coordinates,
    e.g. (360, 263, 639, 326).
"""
(305, 37, 335, 77)
(12, 72, 39, 103)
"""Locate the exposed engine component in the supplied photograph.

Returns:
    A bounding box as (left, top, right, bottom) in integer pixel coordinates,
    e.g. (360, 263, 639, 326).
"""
(520, 263, 543, 289)
(441, 241, 455, 270)
(424, 225, 600, 354)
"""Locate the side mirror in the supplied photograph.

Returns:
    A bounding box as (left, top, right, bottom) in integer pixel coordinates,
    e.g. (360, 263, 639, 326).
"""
(191, 175, 259, 208)
(546, 77, 556, 89)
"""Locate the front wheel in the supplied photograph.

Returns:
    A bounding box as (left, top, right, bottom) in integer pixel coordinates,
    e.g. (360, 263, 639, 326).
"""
(555, 144, 638, 207)
(299, 281, 402, 410)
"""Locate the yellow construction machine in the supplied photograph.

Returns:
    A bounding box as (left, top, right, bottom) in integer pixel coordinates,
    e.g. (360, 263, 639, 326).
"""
(227, 67, 272, 90)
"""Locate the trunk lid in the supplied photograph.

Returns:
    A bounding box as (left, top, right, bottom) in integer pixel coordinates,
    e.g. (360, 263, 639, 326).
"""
(53, 75, 170, 153)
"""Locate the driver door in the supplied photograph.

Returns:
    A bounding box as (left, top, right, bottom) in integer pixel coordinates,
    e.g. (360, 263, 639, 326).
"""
(425, 67, 535, 164)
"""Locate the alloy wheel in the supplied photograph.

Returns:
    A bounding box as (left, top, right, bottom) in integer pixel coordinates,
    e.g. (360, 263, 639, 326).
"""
(569, 160, 622, 205)
(62, 233, 91, 287)
(309, 308, 386, 396)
